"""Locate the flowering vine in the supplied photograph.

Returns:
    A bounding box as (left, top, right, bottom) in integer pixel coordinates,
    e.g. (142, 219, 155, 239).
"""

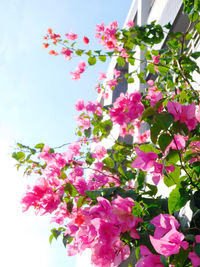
(13, 0, 200, 266)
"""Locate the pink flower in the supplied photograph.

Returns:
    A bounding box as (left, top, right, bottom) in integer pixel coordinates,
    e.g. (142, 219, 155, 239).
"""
(147, 80, 154, 86)
(93, 145, 107, 160)
(165, 134, 187, 153)
(150, 214, 188, 257)
(106, 78, 118, 89)
(188, 235, 200, 267)
(75, 114, 90, 130)
(70, 61, 87, 80)
(83, 36, 89, 44)
(196, 105, 200, 122)
(21, 177, 61, 215)
(65, 30, 78, 40)
(98, 72, 107, 80)
(75, 99, 85, 111)
(68, 142, 81, 156)
(114, 69, 121, 78)
(152, 55, 160, 64)
(109, 92, 144, 134)
(136, 246, 164, 267)
(131, 147, 158, 171)
(61, 48, 73, 60)
(126, 20, 134, 28)
(167, 101, 197, 130)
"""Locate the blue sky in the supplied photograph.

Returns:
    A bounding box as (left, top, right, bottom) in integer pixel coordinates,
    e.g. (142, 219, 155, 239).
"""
(0, 0, 132, 266)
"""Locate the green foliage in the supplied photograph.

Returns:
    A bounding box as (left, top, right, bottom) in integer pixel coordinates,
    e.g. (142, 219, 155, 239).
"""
(168, 187, 189, 214)
(88, 56, 96, 65)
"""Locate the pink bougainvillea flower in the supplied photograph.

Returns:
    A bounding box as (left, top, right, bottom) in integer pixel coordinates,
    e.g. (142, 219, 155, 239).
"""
(196, 104, 200, 122)
(147, 79, 154, 86)
(114, 68, 121, 78)
(109, 92, 144, 136)
(146, 88, 163, 110)
(152, 55, 160, 64)
(61, 48, 73, 60)
(92, 145, 107, 160)
(75, 114, 90, 130)
(131, 147, 158, 171)
(49, 50, 58, 56)
(126, 20, 134, 28)
(83, 36, 89, 44)
(106, 78, 118, 89)
(136, 245, 164, 267)
(75, 99, 85, 111)
(65, 30, 78, 40)
(70, 61, 86, 80)
(188, 235, 200, 267)
(98, 72, 107, 80)
(21, 177, 61, 215)
(150, 214, 188, 257)
(42, 43, 49, 49)
(47, 28, 53, 34)
(165, 134, 187, 153)
(167, 101, 197, 130)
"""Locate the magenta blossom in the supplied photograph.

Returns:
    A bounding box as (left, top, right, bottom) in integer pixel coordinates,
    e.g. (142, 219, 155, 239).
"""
(167, 101, 197, 130)
(136, 245, 164, 267)
(131, 147, 158, 171)
(150, 214, 188, 257)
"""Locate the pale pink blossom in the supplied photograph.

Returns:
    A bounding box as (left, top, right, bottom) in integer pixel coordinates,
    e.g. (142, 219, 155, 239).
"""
(98, 72, 107, 80)
(93, 145, 107, 160)
(65, 30, 78, 40)
(126, 20, 134, 28)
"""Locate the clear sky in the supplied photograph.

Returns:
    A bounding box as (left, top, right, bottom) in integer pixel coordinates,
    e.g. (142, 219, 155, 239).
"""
(0, 0, 133, 266)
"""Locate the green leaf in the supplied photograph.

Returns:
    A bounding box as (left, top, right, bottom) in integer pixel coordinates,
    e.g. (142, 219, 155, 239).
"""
(166, 149, 179, 164)
(139, 144, 160, 154)
(34, 143, 45, 149)
(127, 77, 134, 83)
(117, 56, 125, 67)
(85, 187, 117, 200)
(145, 50, 152, 60)
(146, 183, 158, 196)
(154, 112, 174, 131)
(168, 187, 189, 214)
(64, 183, 78, 197)
(132, 201, 143, 217)
(141, 107, 155, 120)
(150, 123, 161, 144)
(191, 51, 200, 59)
(157, 65, 169, 75)
(128, 57, 135, 65)
(164, 166, 180, 187)
(195, 21, 200, 34)
(88, 56, 97, 65)
(146, 63, 156, 74)
(12, 152, 25, 161)
(94, 50, 101, 55)
(77, 196, 87, 209)
(103, 157, 114, 168)
(75, 49, 84, 56)
(67, 201, 73, 214)
(195, 0, 200, 11)
(84, 128, 91, 138)
(158, 133, 173, 152)
(98, 55, 106, 62)
(115, 188, 137, 200)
